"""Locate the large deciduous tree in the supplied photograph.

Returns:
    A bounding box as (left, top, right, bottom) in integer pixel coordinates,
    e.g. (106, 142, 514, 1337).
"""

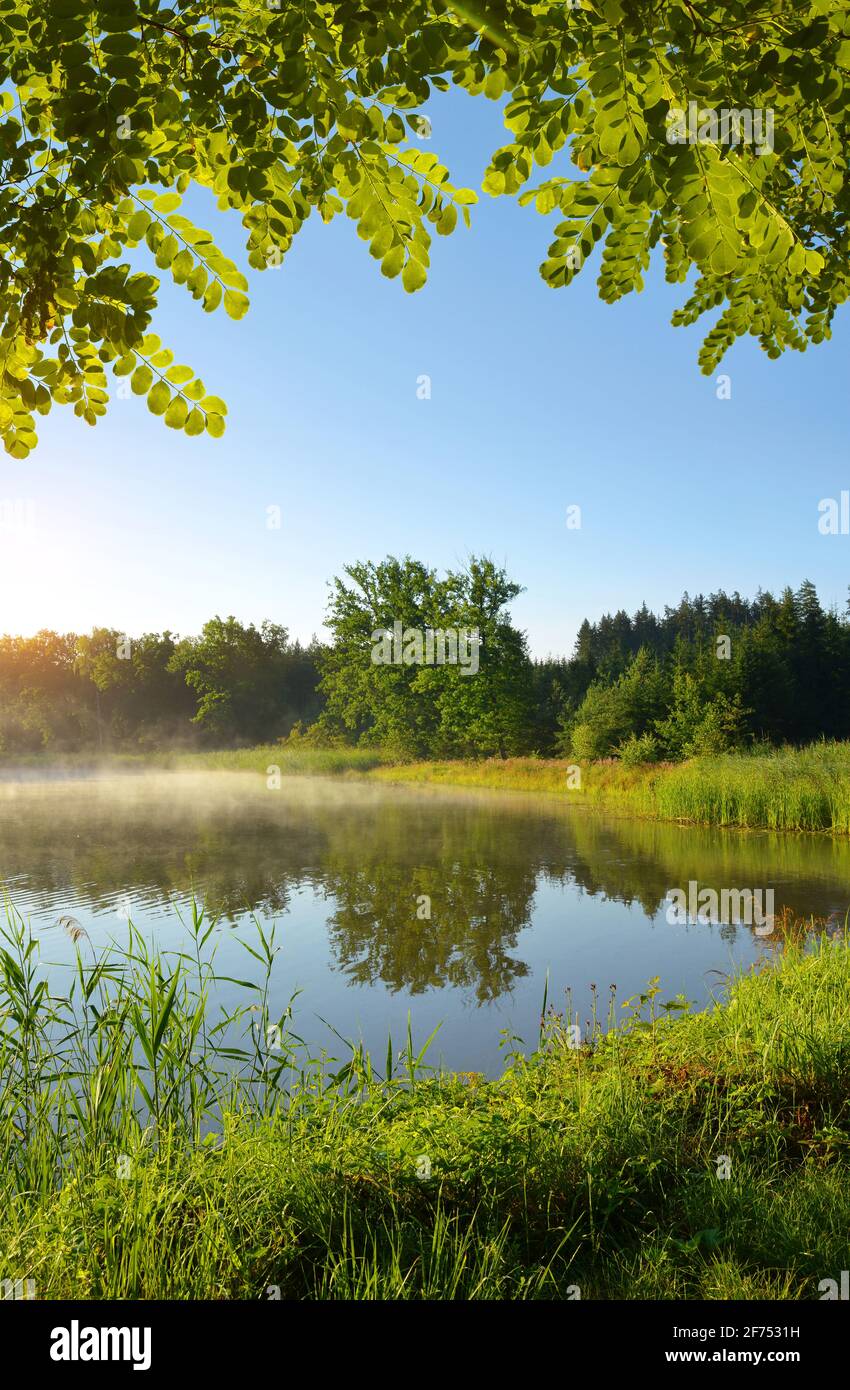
(2, 1, 847, 458)
(318, 554, 534, 757)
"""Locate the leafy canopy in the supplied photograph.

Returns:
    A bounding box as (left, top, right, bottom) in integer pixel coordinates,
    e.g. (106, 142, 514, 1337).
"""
(2, 0, 847, 456)
(318, 554, 534, 758)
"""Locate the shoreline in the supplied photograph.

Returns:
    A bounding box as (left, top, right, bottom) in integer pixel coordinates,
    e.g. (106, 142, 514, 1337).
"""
(1, 913, 846, 1301)
(4, 743, 850, 837)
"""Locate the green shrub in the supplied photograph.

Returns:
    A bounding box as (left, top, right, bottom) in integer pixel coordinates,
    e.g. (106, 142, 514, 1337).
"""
(618, 732, 660, 766)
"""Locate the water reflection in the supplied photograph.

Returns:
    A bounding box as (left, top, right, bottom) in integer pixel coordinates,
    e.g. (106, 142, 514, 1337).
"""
(1, 773, 848, 1067)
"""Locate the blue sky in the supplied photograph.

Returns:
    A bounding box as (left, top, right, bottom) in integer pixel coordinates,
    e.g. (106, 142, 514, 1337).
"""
(2, 87, 849, 658)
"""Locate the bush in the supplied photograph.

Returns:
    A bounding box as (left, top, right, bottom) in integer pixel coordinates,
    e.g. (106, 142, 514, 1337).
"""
(562, 649, 669, 760)
(617, 732, 660, 766)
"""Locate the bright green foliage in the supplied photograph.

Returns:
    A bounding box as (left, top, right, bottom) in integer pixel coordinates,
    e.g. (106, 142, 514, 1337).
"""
(1, 903, 848, 1299)
(567, 649, 748, 760)
(487, 0, 849, 371)
(0, 0, 478, 456)
(556, 579, 850, 760)
(653, 670, 750, 758)
(168, 617, 323, 744)
(567, 647, 669, 760)
(318, 555, 534, 758)
(0, 620, 323, 752)
(2, 3, 845, 458)
(617, 731, 660, 766)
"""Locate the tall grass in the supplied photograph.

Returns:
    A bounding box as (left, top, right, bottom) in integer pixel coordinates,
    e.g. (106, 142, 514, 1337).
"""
(1, 900, 847, 1299)
(372, 742, 850, 834)
(650, 744, 850, 833)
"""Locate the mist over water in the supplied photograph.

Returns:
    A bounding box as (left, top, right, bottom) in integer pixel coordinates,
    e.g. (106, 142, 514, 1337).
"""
(2, 770, 848, 1073)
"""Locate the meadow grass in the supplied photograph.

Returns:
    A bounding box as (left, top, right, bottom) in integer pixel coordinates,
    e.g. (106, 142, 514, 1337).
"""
(1, 902, 847, 1300)
(165, 743, 396, 777)
(0, 744, 397, 778)
(370, 742, 850, 834)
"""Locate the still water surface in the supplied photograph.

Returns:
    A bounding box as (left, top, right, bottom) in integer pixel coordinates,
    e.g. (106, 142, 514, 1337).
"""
(1, 771, 848, 1073)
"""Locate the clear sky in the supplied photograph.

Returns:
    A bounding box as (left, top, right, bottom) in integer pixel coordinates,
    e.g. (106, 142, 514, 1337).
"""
(2, 88, 849, 659)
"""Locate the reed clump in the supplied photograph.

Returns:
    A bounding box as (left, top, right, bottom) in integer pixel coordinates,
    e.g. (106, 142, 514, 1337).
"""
(371, 742, 850, 834)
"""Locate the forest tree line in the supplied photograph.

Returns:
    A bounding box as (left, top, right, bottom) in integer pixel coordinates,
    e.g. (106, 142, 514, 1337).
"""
(1, 558, 848, 762)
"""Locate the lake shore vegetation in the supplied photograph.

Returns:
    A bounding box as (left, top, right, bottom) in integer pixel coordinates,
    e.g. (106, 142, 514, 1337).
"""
(1, 904, 847, 1300)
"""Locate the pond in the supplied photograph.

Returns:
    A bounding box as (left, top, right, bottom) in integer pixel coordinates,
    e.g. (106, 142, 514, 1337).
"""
(1, 771, 848, 1074)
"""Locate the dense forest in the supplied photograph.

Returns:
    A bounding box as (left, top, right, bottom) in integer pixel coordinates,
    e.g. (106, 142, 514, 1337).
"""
(1, 562, 848, 762)
(542, 578, 850, 763)
(0, 619, 324, 754)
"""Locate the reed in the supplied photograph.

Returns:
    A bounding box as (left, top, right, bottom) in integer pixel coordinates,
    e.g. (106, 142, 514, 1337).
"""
(371, 742, 850, 834)
(1, 900, 847, 1299)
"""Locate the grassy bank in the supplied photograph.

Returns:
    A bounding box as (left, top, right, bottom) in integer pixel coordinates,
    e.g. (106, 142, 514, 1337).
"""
(371, 743, 850, 834)
(154, 741, 850, 832)
(1, 904, 847, 1299)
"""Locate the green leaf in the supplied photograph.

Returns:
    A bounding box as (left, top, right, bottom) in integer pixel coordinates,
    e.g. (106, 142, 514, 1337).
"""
(147, 381, 171, 415)
(205, 412, 226, 438)
(710, 241, 739, 276)
(171, 249, 194, 283)
(436, 205, 457, 236)
(187, 264, 209, 298)
(130, 366, 153, 395)
(223, 290, 249, 320)
(203, 282, 223, 313)
(127, 210, 151, 240)
(381, 245, 404, 279)
(402, 257, 427, 293)
(155, 235, 179, 269)
(165, 364, 194, 385)
(164, 397, 188, 429)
